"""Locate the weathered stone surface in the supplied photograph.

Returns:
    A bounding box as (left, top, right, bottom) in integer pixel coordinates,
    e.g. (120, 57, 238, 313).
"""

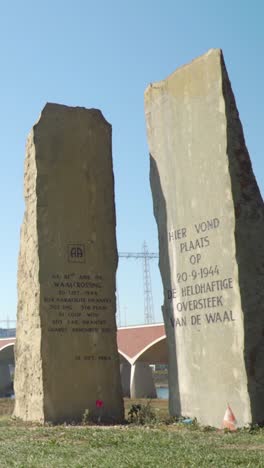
(145, 49, 264, 427)
(14, 103, 124, 423)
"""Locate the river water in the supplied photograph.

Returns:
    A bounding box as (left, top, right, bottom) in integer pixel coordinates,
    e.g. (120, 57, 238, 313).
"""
(156, 386, 168, 399)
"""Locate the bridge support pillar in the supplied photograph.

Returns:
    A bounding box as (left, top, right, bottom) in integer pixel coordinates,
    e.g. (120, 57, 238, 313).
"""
(120, 362, 131, 397)
(0, 363, 12, 397)
(130, 362, 157, 399)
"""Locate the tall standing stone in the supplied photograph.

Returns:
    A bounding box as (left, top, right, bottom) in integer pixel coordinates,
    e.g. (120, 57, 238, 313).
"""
(145, 49, 264, 427)
(14, 103, 124, 423)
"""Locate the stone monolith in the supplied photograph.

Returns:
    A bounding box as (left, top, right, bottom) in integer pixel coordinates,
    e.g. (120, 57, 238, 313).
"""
(14, 103, 124, 423)
(145, 49, 264, 427)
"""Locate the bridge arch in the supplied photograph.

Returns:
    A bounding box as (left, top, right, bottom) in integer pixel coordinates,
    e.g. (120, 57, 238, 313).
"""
(0, 342, 15, 397)
(118, 349, 132, 365)
(0, 342, 15, 355)
(132, 335, 167, 364)
(117, 325, 168, 399)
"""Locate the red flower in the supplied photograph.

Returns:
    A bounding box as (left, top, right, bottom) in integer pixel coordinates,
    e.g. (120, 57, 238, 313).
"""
(96, 399, 104, 408)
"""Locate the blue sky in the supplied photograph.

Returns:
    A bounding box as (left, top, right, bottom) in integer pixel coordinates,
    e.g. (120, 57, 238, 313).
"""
(0, 1, 263, 326)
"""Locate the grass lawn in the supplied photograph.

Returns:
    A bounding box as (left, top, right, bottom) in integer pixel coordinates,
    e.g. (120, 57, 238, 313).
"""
(1, 399, 264, 467)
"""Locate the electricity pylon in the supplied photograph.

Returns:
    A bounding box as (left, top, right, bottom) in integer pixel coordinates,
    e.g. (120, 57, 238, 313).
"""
(118, 242, 158, 324)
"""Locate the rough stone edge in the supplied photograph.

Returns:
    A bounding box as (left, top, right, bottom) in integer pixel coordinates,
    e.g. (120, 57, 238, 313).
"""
(34, 102, 111, 130)
(144, 48, 222, 95)
(220, 52, 264, 424)
(14, 128, 44, 422)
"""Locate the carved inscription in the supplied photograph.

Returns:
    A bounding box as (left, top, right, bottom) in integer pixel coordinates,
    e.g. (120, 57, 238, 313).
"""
(43, 270, 113, 361)
(166, 217, 235, 330)
(67, 244, 86, 263)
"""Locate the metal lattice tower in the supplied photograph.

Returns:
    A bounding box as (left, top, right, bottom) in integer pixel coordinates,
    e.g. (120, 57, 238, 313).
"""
(118, 242, 158, 324)
(142, 241, 155, 324)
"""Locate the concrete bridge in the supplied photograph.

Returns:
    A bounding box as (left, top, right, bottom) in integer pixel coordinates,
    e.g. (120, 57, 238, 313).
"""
(0, 323, 167, 398)
(117, 323, 167, 398)
(0, 338, 15, 396)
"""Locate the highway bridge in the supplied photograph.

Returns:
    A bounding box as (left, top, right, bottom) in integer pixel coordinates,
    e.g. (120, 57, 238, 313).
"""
(0, 323, 167, 398)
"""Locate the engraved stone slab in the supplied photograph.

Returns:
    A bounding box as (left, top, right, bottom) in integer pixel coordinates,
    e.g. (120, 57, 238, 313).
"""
(14, 103, 124, 423)
(145, 49, 264, 427)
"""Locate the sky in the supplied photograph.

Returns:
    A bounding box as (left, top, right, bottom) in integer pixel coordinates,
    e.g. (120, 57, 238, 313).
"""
(0, 0, 263, 327)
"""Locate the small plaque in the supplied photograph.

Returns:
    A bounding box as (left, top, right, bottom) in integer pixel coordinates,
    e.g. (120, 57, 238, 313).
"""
(67, 244, 86, 263)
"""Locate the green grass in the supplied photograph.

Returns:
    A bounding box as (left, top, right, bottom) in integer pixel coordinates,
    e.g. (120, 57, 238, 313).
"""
(1, 399, 264, 467)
